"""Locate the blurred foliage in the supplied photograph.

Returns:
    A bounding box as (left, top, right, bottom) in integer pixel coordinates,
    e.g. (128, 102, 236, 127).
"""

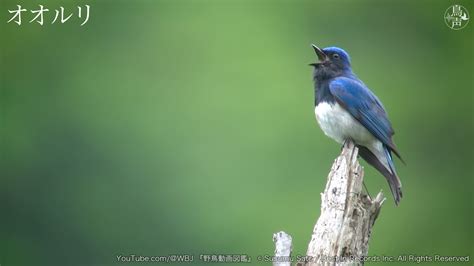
(1, 0, 473, 265)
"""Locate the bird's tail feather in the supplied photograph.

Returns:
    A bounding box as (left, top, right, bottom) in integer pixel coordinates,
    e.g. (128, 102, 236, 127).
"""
(358, 145, 403, 205)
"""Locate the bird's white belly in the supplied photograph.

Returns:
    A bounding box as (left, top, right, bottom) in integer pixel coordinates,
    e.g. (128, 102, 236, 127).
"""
(315, 102, 392, 172)
(315, 102, 375, 145)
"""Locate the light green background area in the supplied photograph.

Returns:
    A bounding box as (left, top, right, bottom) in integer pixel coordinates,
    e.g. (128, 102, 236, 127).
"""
(1, 0, 472, 265)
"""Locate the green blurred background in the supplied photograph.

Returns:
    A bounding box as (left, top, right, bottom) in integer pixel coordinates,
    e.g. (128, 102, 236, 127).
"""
(1, 0, 473, 265)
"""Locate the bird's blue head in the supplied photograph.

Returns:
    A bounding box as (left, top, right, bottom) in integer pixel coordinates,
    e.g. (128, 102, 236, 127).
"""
(310, 45, 352, 81)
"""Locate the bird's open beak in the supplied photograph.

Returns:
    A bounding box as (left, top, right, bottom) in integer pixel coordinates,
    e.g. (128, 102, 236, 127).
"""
(309, 44, 327, 66)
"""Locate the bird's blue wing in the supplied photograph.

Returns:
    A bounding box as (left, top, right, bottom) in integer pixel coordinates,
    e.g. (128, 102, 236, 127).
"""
(329, 77, 402, 159)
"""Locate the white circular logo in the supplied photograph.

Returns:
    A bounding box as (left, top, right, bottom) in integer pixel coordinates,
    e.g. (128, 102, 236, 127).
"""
(444, 5, 469, 30)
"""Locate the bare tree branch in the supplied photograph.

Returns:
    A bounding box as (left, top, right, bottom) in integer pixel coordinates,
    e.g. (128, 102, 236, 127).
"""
(273, 140, 385, 266)
(273, 231, 292, 266)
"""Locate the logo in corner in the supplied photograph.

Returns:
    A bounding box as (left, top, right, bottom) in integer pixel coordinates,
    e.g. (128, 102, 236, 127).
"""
(444, 5, 469, 30)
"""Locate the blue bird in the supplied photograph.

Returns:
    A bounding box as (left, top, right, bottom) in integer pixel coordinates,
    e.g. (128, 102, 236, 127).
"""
(310, 44, 404, 205)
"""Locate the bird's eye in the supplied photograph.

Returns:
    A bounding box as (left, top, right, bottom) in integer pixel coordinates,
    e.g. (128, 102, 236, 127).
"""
(333, 54, 340, 59)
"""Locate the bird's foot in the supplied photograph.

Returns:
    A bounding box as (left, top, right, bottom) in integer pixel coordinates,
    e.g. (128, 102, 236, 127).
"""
(341, 138, 353, 151)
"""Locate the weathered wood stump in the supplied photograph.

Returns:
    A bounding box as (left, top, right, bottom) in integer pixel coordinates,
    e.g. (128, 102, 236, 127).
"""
(273, 140, 385, 266)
